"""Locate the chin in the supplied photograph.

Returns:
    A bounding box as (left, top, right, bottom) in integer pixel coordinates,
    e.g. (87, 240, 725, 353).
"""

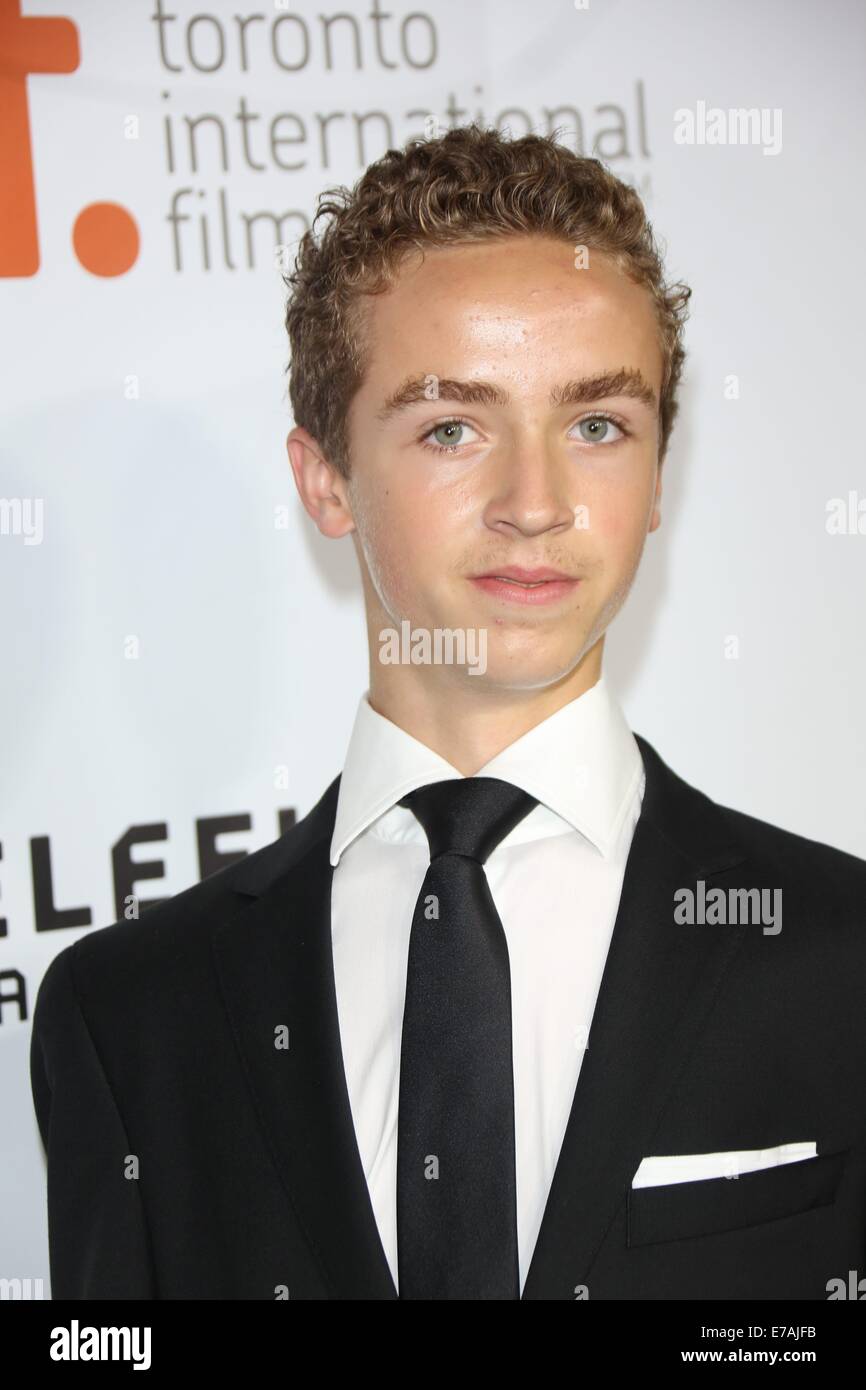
(466, 659, 578, 692)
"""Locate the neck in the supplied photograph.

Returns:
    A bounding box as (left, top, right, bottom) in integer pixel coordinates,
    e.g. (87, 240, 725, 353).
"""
(366, 638, 604, 776)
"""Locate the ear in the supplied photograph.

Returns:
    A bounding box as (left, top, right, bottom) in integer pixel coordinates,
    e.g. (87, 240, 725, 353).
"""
(647, 459, 663, 534)
(286, 426, 355, 538)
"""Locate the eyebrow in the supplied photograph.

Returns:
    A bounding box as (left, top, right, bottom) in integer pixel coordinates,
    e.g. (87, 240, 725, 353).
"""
(375, 368, 658, 423)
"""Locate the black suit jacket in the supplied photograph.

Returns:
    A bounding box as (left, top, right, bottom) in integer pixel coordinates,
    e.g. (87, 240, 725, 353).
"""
(30, 733, 866, 1299)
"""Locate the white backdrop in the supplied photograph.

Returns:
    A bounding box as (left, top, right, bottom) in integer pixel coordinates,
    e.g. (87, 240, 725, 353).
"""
(2, 0, 864, 1293)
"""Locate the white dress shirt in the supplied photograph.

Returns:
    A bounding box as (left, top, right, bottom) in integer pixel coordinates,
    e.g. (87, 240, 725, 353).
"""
(329, 672, 646, 1295)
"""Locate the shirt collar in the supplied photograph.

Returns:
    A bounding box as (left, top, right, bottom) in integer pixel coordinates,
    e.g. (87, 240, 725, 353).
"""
(330, 673, 644, 867)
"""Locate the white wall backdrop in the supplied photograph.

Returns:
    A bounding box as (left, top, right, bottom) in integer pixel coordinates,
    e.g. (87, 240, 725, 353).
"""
(2, 0, 864, 1292)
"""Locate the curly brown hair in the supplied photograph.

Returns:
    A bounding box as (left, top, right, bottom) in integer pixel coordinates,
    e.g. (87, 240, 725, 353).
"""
(283, 122, 691, 478)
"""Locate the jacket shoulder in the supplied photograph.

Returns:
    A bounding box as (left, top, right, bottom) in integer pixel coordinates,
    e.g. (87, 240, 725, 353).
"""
(36, 773, 340, 1002)
(717, 799, 866, 880)
(636, 731, 866, 907)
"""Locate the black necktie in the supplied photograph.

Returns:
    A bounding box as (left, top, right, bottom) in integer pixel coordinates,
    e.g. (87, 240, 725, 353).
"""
(395, 776, 539, 1299)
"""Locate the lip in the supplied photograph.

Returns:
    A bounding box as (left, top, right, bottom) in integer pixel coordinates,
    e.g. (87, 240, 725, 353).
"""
(469, 569, 581, 606)
(473, 567, 574, 582)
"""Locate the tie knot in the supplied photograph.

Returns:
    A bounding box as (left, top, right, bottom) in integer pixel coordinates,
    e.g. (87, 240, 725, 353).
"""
(398, 776, 538, 865)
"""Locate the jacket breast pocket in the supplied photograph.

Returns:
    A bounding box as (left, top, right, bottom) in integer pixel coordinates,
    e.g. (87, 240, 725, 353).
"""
(626, 1149, 848, 1248)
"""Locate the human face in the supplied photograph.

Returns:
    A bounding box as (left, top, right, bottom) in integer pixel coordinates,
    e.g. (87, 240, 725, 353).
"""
(344, 233, 664, 693)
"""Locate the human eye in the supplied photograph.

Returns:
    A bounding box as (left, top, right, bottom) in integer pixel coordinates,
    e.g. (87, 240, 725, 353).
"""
(417, 417, 481, 455)
(571, 412, 631, 445)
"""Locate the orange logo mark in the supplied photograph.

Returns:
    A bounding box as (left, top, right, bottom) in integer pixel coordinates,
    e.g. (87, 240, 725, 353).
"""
(0, 0, 139, 277)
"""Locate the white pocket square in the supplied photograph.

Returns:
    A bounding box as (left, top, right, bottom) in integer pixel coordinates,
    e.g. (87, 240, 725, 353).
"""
(632, 1141, 817, 1188)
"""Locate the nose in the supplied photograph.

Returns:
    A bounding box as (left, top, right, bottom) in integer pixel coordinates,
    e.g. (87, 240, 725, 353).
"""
(481, 429, 577, 539)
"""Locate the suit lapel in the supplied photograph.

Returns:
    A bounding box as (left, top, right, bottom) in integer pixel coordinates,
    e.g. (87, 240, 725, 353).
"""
(211, 776, 399, 1299)
(212, 734, 750, 1301)
(520, 733, 749, 1298)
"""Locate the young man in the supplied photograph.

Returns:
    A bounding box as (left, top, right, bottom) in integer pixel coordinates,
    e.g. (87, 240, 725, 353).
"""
(31, 125, 866, 1301)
